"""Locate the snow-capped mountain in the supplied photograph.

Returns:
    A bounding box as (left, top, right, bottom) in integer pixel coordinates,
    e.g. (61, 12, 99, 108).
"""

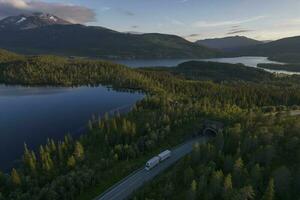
(0, 13, 71, 31)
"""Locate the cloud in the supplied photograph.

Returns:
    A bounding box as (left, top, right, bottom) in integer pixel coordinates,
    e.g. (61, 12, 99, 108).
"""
(117, 8, 135, 16)
(180, 0, 189, 3)
(183, 33, 202, 40)
(279, 18, 300, 26)
(100, 7, 111, 12)
(0, 0, 96, 24)
(187, 33, 201, 37)
(227, 29, 253, 35)
(231, 25, 241, 29)
(171, 19, 184, 26)
(193, 16, 266, 28)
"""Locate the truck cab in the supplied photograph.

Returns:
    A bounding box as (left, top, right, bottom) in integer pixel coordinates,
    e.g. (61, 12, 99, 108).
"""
(145, 156, 160, 171)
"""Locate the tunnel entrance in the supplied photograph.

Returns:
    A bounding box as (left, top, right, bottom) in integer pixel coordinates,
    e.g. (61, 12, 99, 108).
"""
(202, 120, 224, 137)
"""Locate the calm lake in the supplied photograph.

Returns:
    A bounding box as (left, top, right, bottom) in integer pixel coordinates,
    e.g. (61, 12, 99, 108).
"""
(114, 56, 299, 75)
(0, 85, 143, 171)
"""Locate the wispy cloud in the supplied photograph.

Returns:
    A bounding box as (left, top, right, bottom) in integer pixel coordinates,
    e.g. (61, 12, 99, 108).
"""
(279, 18, 300, 26)
(171, 19, 184, 26)
(227, 29, 253, 35)
(182, 33, 202, 40)
(100, 7, 111, 12)
(117, 8, 135, 16)
(192, 16, 266, 28)
(0, 0, 96, 23)
(187, 33, 201, 37)
(231, 25, 241, 29)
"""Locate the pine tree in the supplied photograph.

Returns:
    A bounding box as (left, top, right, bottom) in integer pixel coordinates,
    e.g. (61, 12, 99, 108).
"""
(223, 174, 233, 200)
(122, 119, 129, 134)
(188, 180, 197, 200)
(262, 178, 275, 200)
(224, 174, 233, 192)
(11, 168, 21, 186)
(50, 139, 56, 152)
(184, 167, 194, 185)
(40, 145, 53, 172)
(239, 186, 255, 200)
(23, 143, 36, 172)
(111, 118, 118, 131)
(233, 157, 244, 187)
(67, 156, 76, 168)
(74, 141, 84, 161)
(58, 143, 64, 164)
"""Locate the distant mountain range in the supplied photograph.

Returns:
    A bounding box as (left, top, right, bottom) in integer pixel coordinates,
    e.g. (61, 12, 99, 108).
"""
(195, 36, 264, 51)
(224, 36, 300, 62)
(196, 35, 300, 63)
(0, 13, 219, 59)
(237, 36, 300, 56)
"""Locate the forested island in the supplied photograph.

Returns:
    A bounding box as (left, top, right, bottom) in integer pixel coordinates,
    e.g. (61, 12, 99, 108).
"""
(0, 49, 300, 200)
(258, 63, 300, 73)
(268, 53, 300, 64)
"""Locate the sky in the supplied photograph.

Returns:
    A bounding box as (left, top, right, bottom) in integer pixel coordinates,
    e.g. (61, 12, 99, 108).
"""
(1, 0, 300, 41)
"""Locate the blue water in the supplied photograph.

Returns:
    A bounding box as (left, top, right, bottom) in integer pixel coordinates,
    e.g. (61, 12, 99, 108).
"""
(0, 85, 143, 171)
(112, 56, 279, 68)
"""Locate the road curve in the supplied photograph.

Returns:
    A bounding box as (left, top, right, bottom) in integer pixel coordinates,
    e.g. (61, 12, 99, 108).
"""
(94, 136, 208, 200)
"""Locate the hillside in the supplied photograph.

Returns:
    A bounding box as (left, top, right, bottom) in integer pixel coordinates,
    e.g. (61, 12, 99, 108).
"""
(196, 36, 263, 51)
(0, 49, 24, 63)
(235, 36, 300, 62)
(0, 14, 219, 59)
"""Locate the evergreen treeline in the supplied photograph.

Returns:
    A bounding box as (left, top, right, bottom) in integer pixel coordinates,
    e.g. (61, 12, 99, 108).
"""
(2, 56, 300, 108)
(269, 53, 300, 64)
(1, 51, 300, 199)
(132, 112, 300, 200)
(258, 63, 300, 73)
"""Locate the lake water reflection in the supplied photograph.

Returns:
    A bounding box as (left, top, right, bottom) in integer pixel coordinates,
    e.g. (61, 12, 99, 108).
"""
(113, 56, 299, 75)
(0, 85, 143, 171)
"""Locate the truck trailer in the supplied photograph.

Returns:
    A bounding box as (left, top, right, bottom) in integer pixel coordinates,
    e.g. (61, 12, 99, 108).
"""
(158, 150, 171, 162)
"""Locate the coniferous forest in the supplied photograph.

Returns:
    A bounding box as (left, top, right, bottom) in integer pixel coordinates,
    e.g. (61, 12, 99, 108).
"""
(0, 50, 300, 200)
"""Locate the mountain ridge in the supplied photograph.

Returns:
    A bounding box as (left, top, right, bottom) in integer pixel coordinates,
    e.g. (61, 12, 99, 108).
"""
(0, 13, 219, 59)
(196, 36, 263, 51)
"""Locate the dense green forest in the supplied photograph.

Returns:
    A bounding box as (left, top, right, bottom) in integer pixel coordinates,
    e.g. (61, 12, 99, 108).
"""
(258, 63, 300, 73)
(132, 112, 300, 200)
(1, 51, 300, 199)
(145, 61, 274, 82)
(268, 53, 300, 63)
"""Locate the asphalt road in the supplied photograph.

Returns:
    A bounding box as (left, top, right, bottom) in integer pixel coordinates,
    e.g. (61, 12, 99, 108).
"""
(94, 136, 208, 200)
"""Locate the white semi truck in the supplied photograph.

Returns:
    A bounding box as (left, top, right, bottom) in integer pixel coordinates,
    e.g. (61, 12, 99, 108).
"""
(145, 150, 171, 171)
